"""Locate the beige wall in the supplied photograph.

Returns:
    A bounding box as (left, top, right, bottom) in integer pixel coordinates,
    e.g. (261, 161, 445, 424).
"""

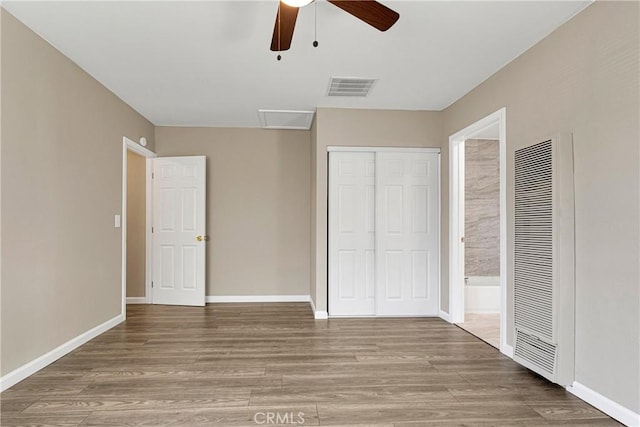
(126, 151, 146, 298)
(311, 108, 443, 311)
(1, 9, 154, 376)
(2, 0, 638, 416)
(154, 127, 310, 297)
(442, 2, 639, 412)
(0, 7, 3, 337)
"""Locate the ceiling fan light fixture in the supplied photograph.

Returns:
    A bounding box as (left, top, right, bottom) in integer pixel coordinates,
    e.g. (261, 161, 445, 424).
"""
(270, 0, 399, 52)
(281, 0, 313, 8)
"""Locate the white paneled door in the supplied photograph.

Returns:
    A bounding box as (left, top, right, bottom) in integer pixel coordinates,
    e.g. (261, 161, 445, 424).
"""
(328, 150, 439, 317)
(329, 152, 376, 316)
(375, 152, 439, 316)
(152, 156, 206, 306)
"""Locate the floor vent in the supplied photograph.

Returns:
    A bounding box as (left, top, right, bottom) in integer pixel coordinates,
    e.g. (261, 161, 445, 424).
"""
(327, 77, 377, 97)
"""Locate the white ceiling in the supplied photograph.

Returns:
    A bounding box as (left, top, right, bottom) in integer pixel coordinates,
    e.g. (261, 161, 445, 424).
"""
(3, 1, 591, 128)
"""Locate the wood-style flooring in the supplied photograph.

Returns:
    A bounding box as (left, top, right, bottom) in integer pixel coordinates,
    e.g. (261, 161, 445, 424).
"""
(1, 303, 619, 426)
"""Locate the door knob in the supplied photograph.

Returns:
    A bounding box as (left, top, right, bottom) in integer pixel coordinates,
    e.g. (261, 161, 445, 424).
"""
(196, 235, 210, 242)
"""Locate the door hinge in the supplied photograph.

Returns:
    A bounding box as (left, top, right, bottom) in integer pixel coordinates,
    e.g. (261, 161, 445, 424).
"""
(152, 172, 154, 179)
(151, 281, 154, 288)
(152, 226, 154, 233)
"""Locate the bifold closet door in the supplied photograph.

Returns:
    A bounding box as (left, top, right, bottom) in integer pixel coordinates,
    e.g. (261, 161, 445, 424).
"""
(329, 150, 439, 317)
(375, 152, 439, 316)
(329, 152, 376, 316)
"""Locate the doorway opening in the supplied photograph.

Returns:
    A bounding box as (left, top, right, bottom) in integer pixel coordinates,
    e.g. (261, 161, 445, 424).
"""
(448, 108, 509, 356)
(121, 137, 156, 316)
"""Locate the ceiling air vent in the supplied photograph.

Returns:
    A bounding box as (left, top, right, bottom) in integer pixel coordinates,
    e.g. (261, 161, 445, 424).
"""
(327, 77, 377, 97)
(258, 110, 315, 130)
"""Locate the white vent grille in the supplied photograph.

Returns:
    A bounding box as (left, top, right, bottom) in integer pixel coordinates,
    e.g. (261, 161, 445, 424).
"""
(512, 134, 575, 387)
(257, 110, 315, 130)
(514, 140, 554, 341)
(327, 77, 377, 97)
(515, 329, 557, 375)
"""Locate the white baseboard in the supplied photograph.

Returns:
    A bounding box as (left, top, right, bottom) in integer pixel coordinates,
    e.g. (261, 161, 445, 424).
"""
(501, 343, 514, 358)
(205, 295, 310, 303)
(126, 297, 147, 304)
(439, 310, 452, 323)
(0, 314, 124, 392)
(314, 310, 329, 319)
(567, 381, 640, 427)
(308, 298, 328, 320)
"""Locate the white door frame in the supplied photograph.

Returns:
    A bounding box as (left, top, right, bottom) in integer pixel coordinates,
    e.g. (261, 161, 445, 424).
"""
(447, 108, 510, 357)
(122, 136, 156, 316)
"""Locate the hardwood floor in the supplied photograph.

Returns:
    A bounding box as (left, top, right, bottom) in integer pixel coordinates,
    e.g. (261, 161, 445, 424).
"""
(1, 303, 619, 426)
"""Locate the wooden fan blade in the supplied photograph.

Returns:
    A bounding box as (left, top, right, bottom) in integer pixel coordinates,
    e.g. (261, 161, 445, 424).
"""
(327, 0, 399, 31)
(270, 2, 299, 51)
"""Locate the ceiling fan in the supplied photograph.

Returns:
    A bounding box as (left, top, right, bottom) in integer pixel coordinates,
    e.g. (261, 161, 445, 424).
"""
(270, 0, 400, 52)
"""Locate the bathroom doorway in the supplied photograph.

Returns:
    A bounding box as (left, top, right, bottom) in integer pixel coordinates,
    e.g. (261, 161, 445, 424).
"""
(448, 108, 508, 355)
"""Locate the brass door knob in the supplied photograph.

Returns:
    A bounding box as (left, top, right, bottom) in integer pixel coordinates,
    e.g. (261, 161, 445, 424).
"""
(196, 235, 210, 242)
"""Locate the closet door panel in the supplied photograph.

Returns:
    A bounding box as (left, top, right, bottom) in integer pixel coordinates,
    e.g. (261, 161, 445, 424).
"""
(329, 152, 375, 316)
(376, 152, 439, 316)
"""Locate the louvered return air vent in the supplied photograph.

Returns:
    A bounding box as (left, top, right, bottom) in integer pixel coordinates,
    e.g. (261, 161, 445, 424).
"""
(258, 110, 315, 130)
(327, 77, 377, 97)
(513, 134, 575, 386)
(515, 329, 557, 377)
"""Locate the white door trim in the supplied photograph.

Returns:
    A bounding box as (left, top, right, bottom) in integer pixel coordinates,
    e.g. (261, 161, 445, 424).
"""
(447, 108, 509, 357)
(122, 136, 156, 317)
(145, 157, 153, 304)
(328, 146, 440, 154)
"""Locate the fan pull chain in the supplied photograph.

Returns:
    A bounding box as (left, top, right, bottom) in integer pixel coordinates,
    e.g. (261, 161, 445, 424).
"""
(277, 1, 282, 60)
(313, 0, 318, 48)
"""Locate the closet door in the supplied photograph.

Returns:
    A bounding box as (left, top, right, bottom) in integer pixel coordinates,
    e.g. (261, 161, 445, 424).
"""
(375, 152, 439, 316)
(329, 152, 375, 316)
